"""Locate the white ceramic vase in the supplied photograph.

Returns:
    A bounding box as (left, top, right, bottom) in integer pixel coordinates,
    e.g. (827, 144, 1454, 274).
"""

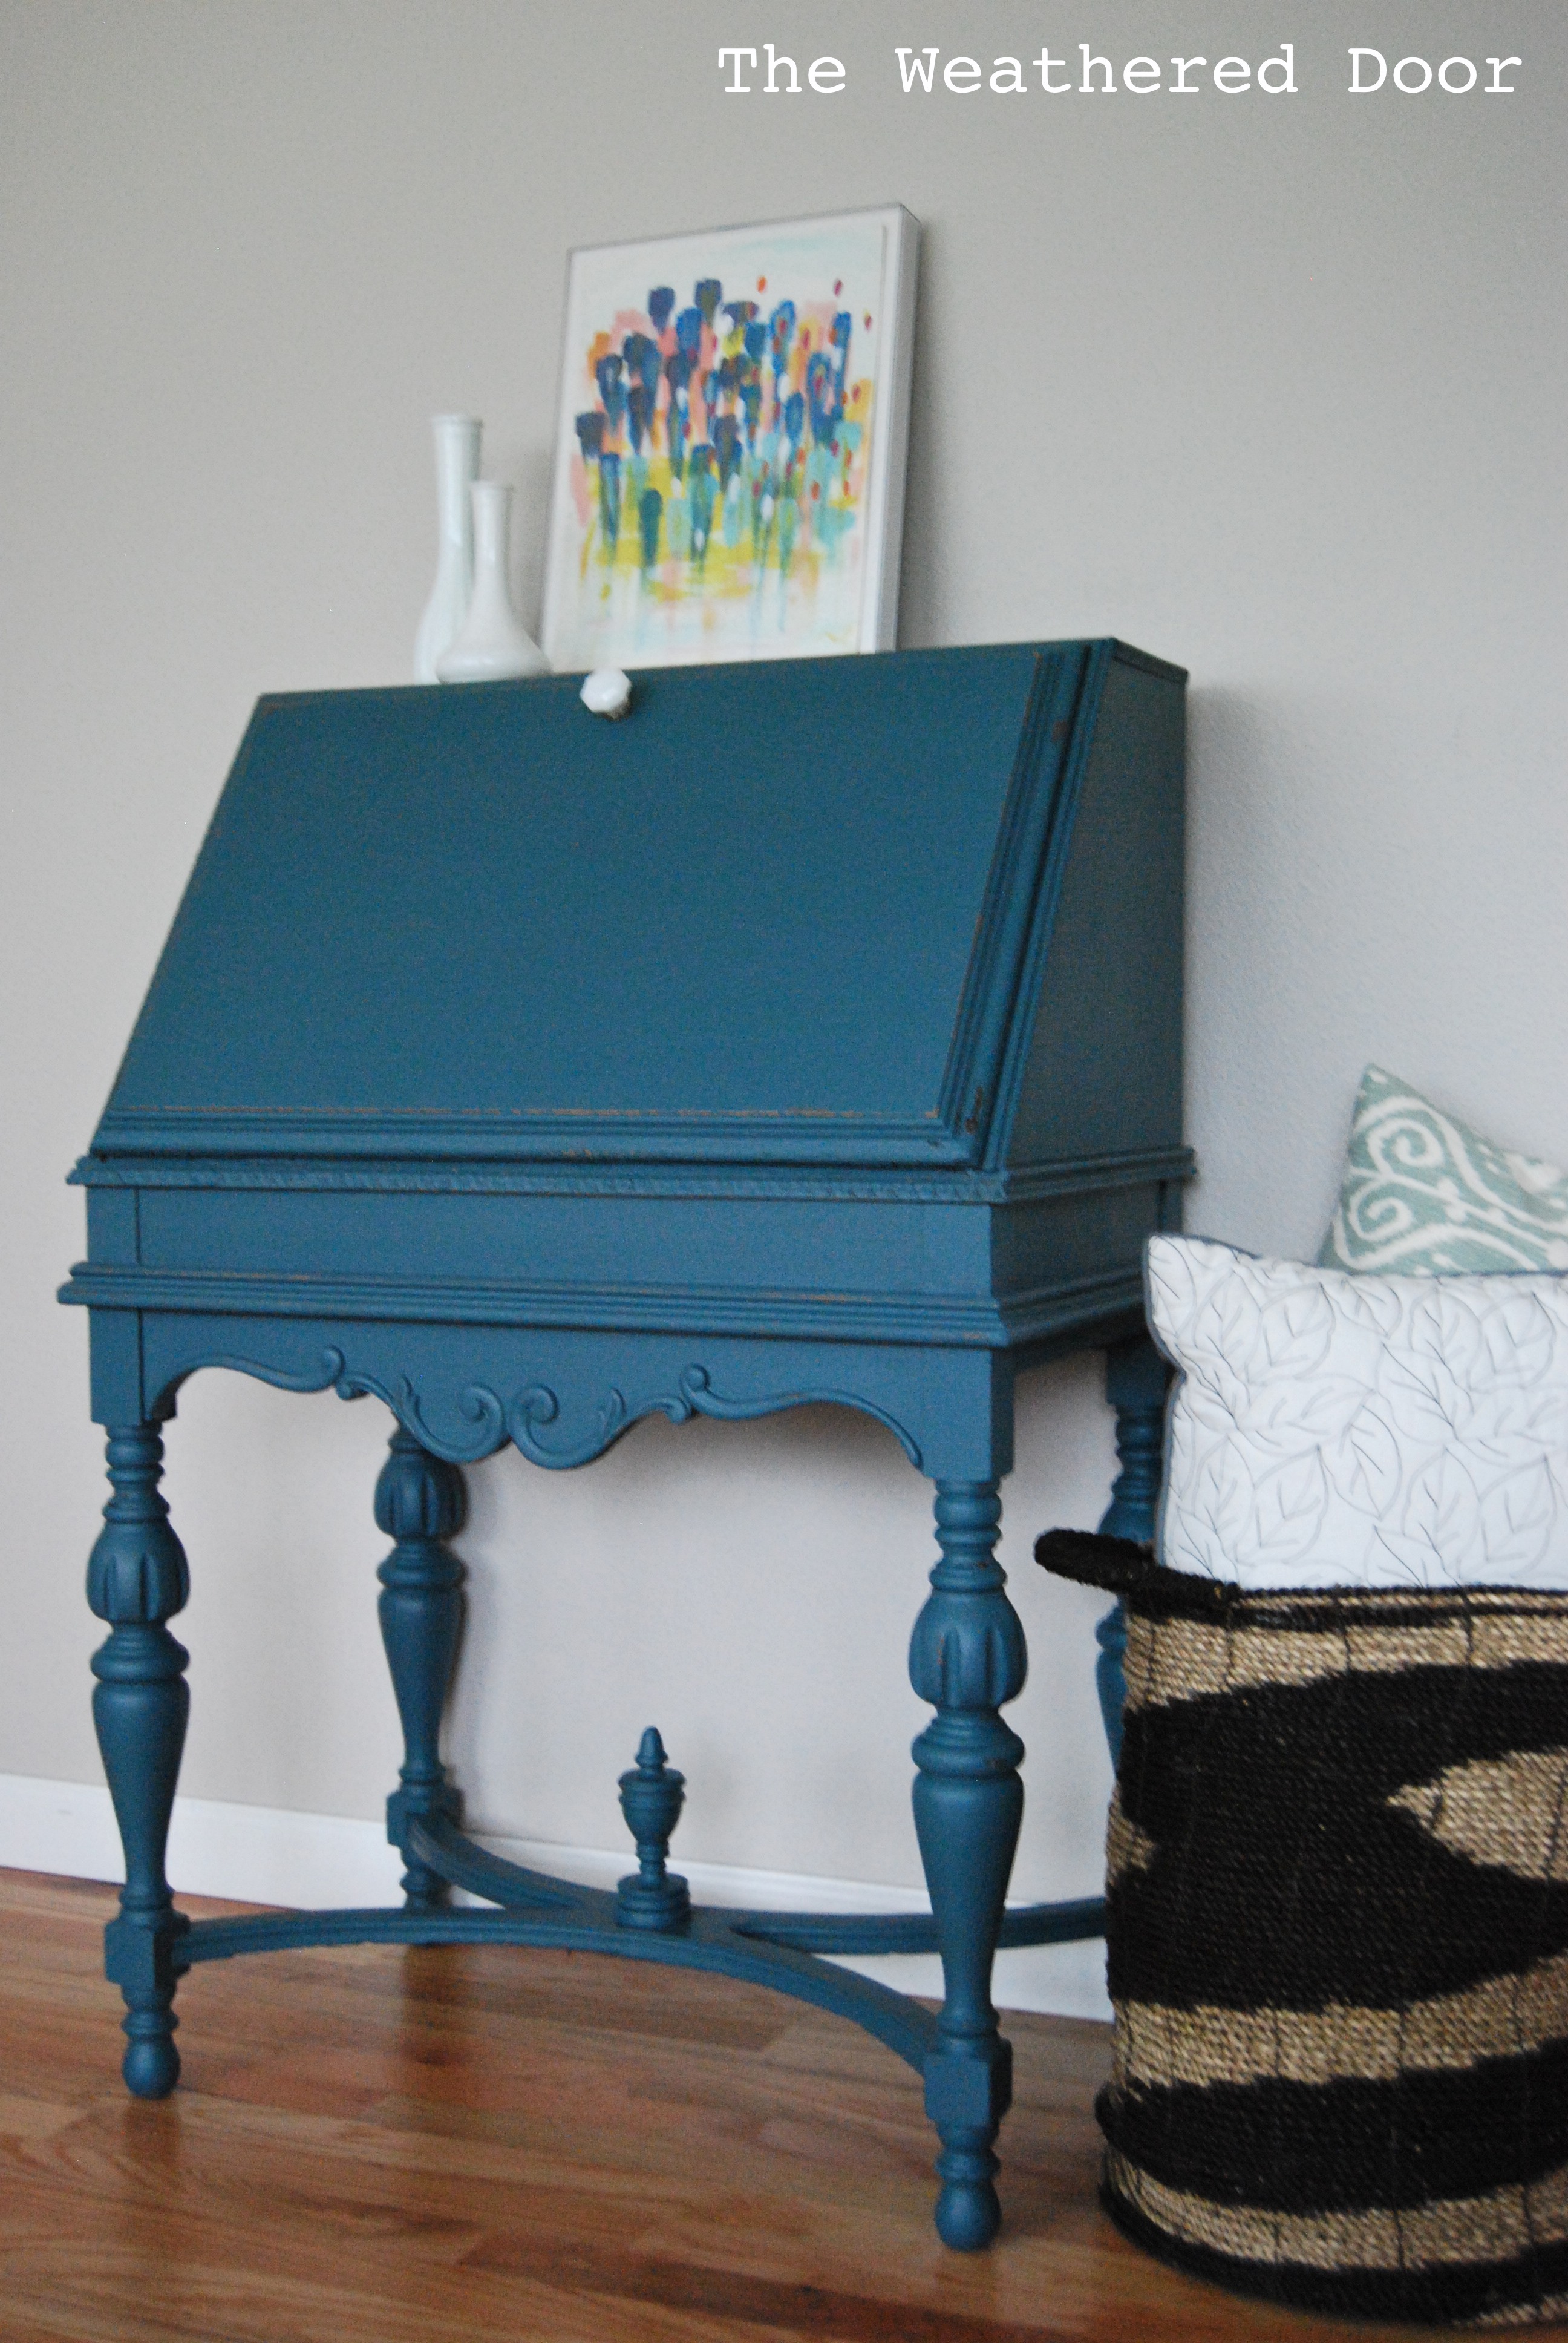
(413, 414, 482, 684)
(436, 482, 550, 683)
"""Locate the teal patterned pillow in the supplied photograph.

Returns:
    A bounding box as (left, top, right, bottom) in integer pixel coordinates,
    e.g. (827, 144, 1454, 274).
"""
(1321, 1064, 1568, 1273)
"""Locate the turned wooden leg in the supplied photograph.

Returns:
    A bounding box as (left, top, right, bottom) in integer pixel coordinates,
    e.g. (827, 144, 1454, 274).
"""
(909, 1481, 1026, 2250)
(375, 1427, 466, 1909)
(88, 1423, 191, 2099)
(1094, 1339, 1170, 1765)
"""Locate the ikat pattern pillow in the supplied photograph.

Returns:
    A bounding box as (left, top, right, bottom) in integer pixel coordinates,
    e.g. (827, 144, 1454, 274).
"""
(1321, 1064, 1568, 1274)
(1145, 1235, 1568, 1590)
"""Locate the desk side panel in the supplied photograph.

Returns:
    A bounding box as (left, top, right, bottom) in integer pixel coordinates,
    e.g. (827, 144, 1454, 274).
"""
(1003, 652, 1185, 1170)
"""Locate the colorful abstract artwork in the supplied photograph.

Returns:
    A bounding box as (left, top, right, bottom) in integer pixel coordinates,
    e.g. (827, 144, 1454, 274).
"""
(543, 208, 917, 671)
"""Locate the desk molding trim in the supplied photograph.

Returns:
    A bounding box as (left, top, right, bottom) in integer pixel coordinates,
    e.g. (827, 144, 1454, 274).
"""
(59, 1261, 1143, 1352)
(70, 1145, 1197, 1207)
(89, 1106, 979, 1166)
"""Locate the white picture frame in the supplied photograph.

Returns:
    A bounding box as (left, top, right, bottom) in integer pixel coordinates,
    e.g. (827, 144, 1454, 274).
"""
(541, 205, 918, 672)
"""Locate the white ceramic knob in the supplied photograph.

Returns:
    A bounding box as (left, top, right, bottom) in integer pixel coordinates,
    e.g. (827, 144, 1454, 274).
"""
(580, 668, 633, 719)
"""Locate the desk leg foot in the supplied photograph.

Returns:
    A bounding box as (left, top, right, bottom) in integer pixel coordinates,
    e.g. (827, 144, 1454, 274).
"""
(376, 1429, 466, 1909)
(88, 1424, 191, 2099)
(910, 1481, 1025, 2250)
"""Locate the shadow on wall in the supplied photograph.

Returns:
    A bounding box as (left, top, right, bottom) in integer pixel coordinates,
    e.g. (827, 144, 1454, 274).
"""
(1183, 680, 1376, 1251)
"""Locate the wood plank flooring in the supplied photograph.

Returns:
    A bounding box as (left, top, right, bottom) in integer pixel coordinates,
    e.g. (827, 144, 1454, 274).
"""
(0, 1868, 1437, 2342)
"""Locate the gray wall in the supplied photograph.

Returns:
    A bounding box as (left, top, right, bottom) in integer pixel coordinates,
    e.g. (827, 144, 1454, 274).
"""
(2, 2, 1560, 2004)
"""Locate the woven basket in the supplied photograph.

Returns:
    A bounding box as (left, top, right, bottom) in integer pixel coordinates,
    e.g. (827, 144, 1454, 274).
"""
(1039, 1529, 1568, 2329)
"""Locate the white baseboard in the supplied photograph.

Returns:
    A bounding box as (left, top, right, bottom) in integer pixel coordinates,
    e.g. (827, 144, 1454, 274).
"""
(0, 1772, 1110, 2020)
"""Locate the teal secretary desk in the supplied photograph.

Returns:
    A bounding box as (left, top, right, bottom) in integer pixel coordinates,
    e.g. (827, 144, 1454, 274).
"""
(60, 640, 1188, 2249)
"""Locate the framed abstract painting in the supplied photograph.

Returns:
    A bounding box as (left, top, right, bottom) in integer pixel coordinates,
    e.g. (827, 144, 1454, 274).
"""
(541, 205, 918, 672)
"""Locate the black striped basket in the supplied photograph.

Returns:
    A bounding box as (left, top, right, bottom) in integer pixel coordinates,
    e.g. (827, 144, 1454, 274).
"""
(1039, 1529, 1568, 2329)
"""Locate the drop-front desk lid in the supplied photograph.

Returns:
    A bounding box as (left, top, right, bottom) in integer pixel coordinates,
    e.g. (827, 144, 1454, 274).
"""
(90, 640, 1185, 1172)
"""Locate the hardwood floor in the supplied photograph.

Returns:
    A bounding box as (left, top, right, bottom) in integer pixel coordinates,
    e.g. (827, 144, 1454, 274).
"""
(0, 1869, 1436, 2342)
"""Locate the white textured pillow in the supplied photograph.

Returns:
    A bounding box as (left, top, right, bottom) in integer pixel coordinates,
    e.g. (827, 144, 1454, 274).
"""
(1145, 1235, 1568, 1589)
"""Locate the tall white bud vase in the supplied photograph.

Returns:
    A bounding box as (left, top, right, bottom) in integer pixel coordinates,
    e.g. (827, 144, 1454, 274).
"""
(436, 482, 550, 682)
(413, 414, 482, 683)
